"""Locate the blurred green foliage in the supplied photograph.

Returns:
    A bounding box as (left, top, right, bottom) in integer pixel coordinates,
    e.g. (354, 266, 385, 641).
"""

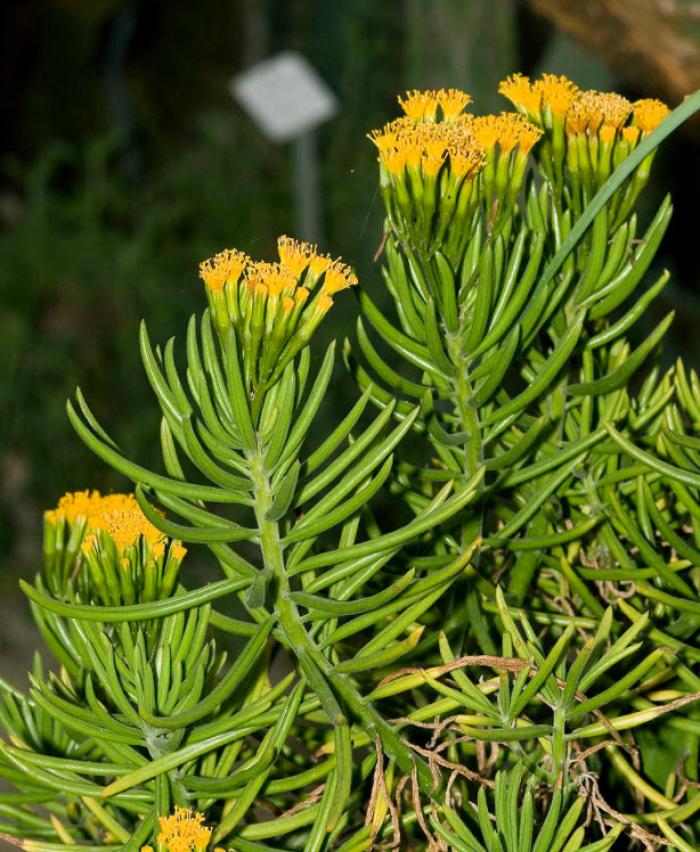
(0, 123, 287, 564)
(0, 1, 404, 574)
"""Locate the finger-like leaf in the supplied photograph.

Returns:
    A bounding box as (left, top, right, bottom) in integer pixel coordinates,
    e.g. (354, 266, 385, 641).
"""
(141, 616, 275, 729)
(284, 455, 394, 544)
(20, 576, 249, 623)
(298, 399, 395, 503)
(359, 290, 446, 382)
(266, 460, 300, 522)
(294, 407, 418, 524)
(423, 298, 454, 375)
(589, 195, 672, 319)
(357, 318, 428, 398)
(570, 312, 673, 396)
(586, 270, 670, 350)
(482, 315, 584, 427)
(136, 487, 256, 543)
(290, 568, 414, 616)
(67, 399, 244, 503)
(221, 326, 256, 450)
(263, 364, 297, 470)
(292, 473, 480, 573)
(139, 322, 186, 423)
(275, 342, 336, 470)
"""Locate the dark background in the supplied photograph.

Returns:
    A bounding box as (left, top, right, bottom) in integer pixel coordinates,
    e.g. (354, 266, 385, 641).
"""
(2, 0, 700, 686)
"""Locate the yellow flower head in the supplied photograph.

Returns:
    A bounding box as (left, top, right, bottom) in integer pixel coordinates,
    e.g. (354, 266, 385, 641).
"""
(367, 117, 415, 152)
(437, 88, 472, 120)
(450, 113, 475, 132)
(199, 248, 249, 292)
(48, 491, 165, 553)
(633, 98, 670, 134)
(565, 96, 591, 135)
(309, 252, 332, 279)
(498, 73, 542, 116)
(417, 123, 450, 159)
(379, 146, 407, 176)
(152, 541, 187, 562)
(600, 92, 633, 129)
(321, 260, 358, 295)
(201, 240, 354, 387)
(514, 116, 544, 153)
(294, 286, 310, 307)
(373, 118, 468, 178)
(390, 123, 452, 175)
(245, 261, 297, 298)
(471, 113, 542, 154)
(268, 269, 298, 297)
(277, 236, 317, 277)
(316, 293, 334, 314)
(583, 90, 632, 132)
(621, 125, 641, 146)
(447, 142, 486, 179)
(398, 89, 439, 122)
(157, 808, 211, 852)
(400, 131, 424, 169)
(244, 261, 274, 288)
(599, 124, 616, 144)
(534, 74, 579, 118)
(471, 115, 501, 151)
(422, 150, 446, 177)
(566, 90, 631, 136)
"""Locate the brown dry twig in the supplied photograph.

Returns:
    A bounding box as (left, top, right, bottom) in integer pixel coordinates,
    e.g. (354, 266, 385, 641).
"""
(278, 785, 325, 820)
(378, 654, 529, 689)
(366, 736, 401, 849)
(407, 739, 493, 787)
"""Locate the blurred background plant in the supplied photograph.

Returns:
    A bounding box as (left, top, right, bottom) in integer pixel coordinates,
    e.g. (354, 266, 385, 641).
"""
(2, 0, 700, 694)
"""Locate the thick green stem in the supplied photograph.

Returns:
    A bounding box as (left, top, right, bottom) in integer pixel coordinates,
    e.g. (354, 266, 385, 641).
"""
(247, 454, 434, 789)
(452, 356, 481, 479)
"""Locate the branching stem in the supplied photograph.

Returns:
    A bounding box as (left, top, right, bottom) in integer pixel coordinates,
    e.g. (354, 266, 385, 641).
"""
(248, 452, 435, 790)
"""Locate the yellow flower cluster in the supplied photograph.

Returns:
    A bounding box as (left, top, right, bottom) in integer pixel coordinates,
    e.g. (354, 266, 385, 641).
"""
(536, 73, 580, 117)
(200, 240, 356, 301)
(470, 113, 543, 154)
(44, 490, 186, 605)
(369, 94, 541, 184)
(397, 87, 472, 122)
(140, 808, 214, 852)
(369, 89, 544, 251)
(200, 238, 356, 388)
(369, 117, 485, 179)
(46, 490, 169, 553)
(499, 72, 669, 140)
(565, 91, 632, 139)
(368, 74, 671, 256)
(498, 73, 542, 117)
(633, 98, 671, 134)
(498, 71, 670, 210)
(499, 72, 579, 118)
(197, 248, 248, 293)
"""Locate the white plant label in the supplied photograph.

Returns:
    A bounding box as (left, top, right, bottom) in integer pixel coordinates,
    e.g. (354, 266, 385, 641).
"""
(230, 51, 339, 143)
